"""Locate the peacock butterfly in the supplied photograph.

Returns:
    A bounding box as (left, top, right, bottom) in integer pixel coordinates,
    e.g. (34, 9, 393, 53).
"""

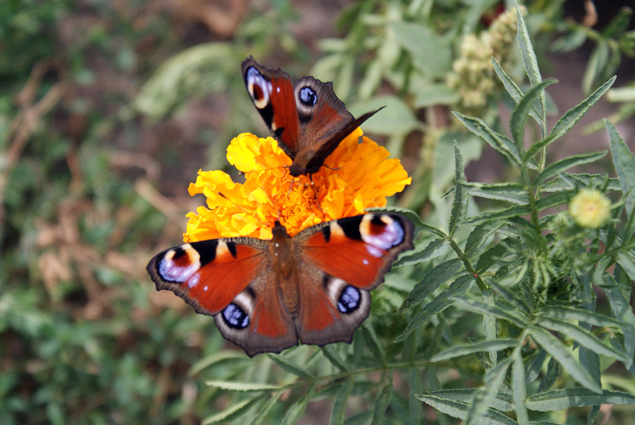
(147, 213, 413, 357)
(241, 56, 383, 177)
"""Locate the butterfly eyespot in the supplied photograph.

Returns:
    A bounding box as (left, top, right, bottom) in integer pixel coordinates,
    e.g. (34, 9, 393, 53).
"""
(222, 303, 250, 329)
(246, 67, 270, 109)
(298, 86, 317, 106)
(337, 286, 361, 314)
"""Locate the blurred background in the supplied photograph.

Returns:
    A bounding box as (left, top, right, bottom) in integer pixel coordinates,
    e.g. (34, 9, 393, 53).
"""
(1, 0, 634, 424)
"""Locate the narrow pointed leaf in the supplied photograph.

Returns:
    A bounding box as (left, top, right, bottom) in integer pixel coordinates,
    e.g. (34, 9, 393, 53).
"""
(516, 4, 545, 121)
(464, 182, 529, 205)
(371, 374, 393, 425)
(205, 381, 281, 392)
(492, 57, 541, 122)
(395, 275, 473, 342)
(511, 79, 557, 148)
(268, 354, 313, 379)
(394, 238, 447, 267)
(425, 389, 514, 412)
(409, 368, 423, 425)
(454, 112, 521, 165)
(321, 346, 349, 372)
(513, 349, 529, 425)
(537, 356, 560, 393)
(598, 276, 635, 363)
(537, 305, 624, 329)
(416, 395, 518, 425)
(549, 76, 615, 144)
(452, 297, 528, 328)
(250, 391, 283, 425)
(449, 142, 467, 237)
(534, 151, 607, 186)
(432, 339, 518, 362)
(528, 326, 602, 393)
(466, 357, 513, 425)
(203, 395, 265, 424)
(282, 383, 316, 425)
(362, 322, 386, 366)
(465, 205, 533, 225)
(526, 388, 635, 411)
(400, 259, 461, 311)
(535, 191, 575, 211)
(189, 351, 248, 376)
(608, 119, 635, 219)
(525, 349, 548, 383)
(330, 376, 355, 425)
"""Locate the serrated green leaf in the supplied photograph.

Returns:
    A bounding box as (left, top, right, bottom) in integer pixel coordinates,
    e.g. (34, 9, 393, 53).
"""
(550, 29, 587, 53)
(488, 279, 531, 315)
(597, 275, 635, 363)
(396, 275, 473, 343)
(526, 388, 635, 411)
(466, 357, 513, 425)
(535, 191, 575, 211)
(400, 259, 462, 311)
(607, 120, 635, 219)
(205, 381, 281, 392)
(449, 142, 467, 237)
(371, 374, 393, 425)
(203, 395, 264, 424)
(583, 41, 609, 95)
(513, 349, 529, 425)
(492, 57, 541, 123)
(537, 305, 624, 328)
(534, 151, 607, 186)
(362, 322, 385, 366)
(432, 339, 518, 362)
(463, 182, 529, 205)
(548, 76, 615, 146)
(541, 173, 621, 192)
(579, 346, 601, 425)
(511, 79, 557, 149)
(475, 244, 508, 275)
(465, 221, 504, 257)
(189, 350, 248, 376)
(330, 376, 355, 425)
(516, 5, 545, 122)
(453, 297, 528, 328)
(282, 383, 316, 425)
(537, 356, 560, 393)
(454, 112, 521, 165)
(250, 391, 283, 425)
(394, 238, 447, 267)
(321, 346, 349, 372)
(528, 326, 601, 393)
(525, 349, 548, 383)
(416, 394, 518, 425)
(425, 389, 514, 412)
(267, 354, 313, 379)
(465, 205, 533, 225)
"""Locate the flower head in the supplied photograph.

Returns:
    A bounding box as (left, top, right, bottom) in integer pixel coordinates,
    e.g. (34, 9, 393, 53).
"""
(569, 189, 611, 229)
(184, 128, 411, 241)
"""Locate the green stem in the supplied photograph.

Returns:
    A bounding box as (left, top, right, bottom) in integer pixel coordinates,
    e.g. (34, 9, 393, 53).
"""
(446, 237, 488, 291)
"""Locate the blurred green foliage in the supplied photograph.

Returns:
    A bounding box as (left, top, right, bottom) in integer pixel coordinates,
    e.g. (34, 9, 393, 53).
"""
(1, 0, 634, 424)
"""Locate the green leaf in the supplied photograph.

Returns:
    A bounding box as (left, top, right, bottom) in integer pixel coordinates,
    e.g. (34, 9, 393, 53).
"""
(394, 238, 447, 267)
(488, 279, 531, 315)
(526, 388, 635, 411)
(465, 221, 504, 257)
(516, 5, 545, 120)
(537, 356, 560, 393)
(454, 112, 521, 165)
(414, 84, 460, 108)
(425, 389, 514, 412)
(282, 383, 316, 425)
(541, 173, 621, 192)
(321, 346, 349, 372)
(348, 96, 419, 135)
(525, 349, 548, 383)
(409, 368, 423, 425)
(528, 326, 601, 393)
(550, 29, 587, 53)
(399, 258, 462, 311)
(548, 77, 615, 145)
(330, 376, 355, 425)
(390, 22, 451, 78)
(511, 79, 557, 148)
(597, 275, 635, 363)
(465, 205, 533, 225)
(395, 274, 473, 343)
(362, 322, 385, 366)
(452, 297, 528, 328)
(534, 151, 607, 186)
(513, 349, 529, 425)
(466, 357, 513, 425)
(205, 381, 281, 392)
(250, 391, 283, 425)
(583, 41, 609, 95)
(432, 339, 518, 362)
(203, 395, 265, 424)
(463, 182, 529, 205)
(535, 191, 575, 211)
(267, 354, 313, 379)
(607, 120, 635, 219)
(189, 350, 248, 376)
(416, 394, 518, 425)
(492, 57, 541, 123)
(371, 375, 393, 425)
(537, 305, 624, 329)
(449, 142, 467, 237)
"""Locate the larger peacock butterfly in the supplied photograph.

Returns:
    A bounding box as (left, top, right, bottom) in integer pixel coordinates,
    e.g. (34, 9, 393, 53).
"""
(147, 213, 413, 357)
(241, 57, 382, 177)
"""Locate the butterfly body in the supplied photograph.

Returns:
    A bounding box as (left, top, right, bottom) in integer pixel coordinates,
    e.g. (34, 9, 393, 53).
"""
(147, 213, 413, 357)
(242, 57, 382, 177)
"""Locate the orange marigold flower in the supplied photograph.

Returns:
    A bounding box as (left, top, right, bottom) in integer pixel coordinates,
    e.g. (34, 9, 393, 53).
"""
(184, 128, 411, 241)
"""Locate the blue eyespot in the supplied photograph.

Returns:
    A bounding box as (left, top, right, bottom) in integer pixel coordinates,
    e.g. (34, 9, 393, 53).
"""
(337, 286, 361, 314)
(222, 303, 250, 329)
(299, 87, 317, 106)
